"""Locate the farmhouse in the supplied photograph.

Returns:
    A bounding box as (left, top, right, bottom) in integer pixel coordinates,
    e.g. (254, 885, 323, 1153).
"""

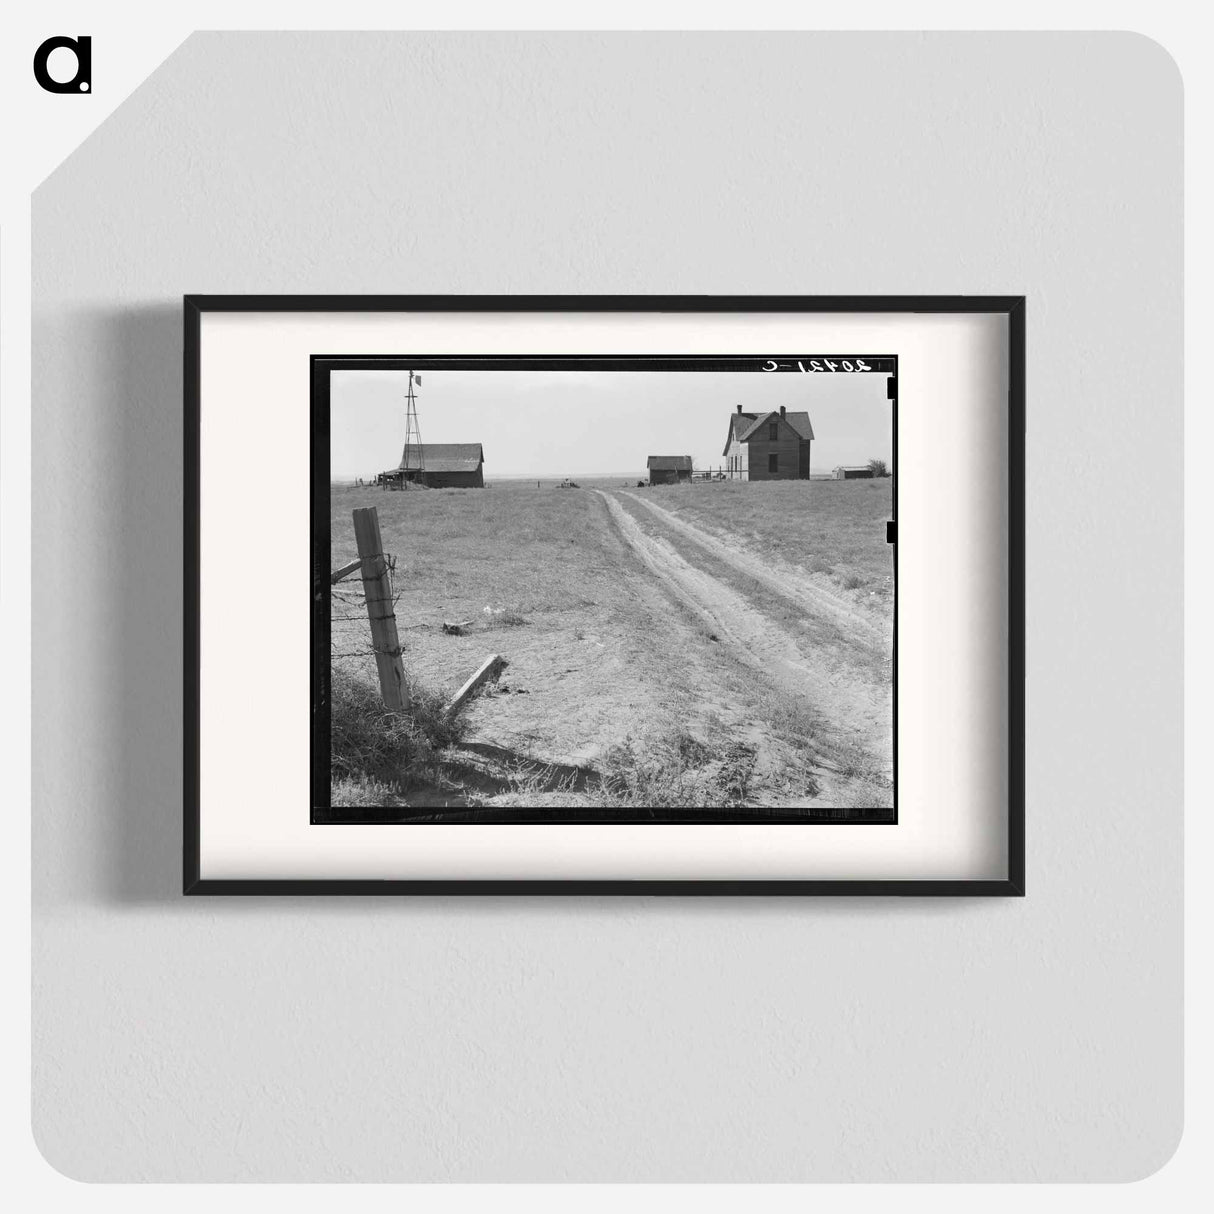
(647, 455, 693, 485)
(722, 405, 814, 480)
(382, 443, 485, 489)
(833, 465, 875, 480)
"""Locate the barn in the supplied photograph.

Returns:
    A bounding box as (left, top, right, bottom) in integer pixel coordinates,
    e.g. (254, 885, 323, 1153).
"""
(722, 405, 814, 480)
(833, 465, 875, 480)
(647, 455, 693, 485)
(382, 443, 485, 489)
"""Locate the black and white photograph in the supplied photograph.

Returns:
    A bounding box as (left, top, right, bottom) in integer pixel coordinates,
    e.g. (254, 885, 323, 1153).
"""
(313, 356, 897, 822)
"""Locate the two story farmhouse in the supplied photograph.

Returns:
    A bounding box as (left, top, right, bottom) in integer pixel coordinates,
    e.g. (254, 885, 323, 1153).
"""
(722, 405, 814, 480)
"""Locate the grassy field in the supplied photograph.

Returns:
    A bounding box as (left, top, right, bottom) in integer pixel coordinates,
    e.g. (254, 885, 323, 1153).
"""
(326, 478, 894, 818)
(633, 477, 894, 599)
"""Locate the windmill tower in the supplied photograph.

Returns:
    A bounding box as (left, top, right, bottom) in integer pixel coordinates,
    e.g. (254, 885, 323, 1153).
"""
(399, 371, 424, 482)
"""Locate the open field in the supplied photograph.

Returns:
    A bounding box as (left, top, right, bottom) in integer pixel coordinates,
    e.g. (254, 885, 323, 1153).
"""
(628, 478, 894, 604)
(326, 478, 894, 818)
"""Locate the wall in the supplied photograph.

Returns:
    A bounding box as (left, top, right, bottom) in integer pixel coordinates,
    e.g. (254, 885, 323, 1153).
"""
(423, 470, 484, 489)
(745, 434, 807, 480)
(31, 32, 1182, 1182)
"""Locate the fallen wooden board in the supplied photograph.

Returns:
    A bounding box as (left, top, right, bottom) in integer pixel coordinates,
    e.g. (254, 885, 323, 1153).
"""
(442, 620, 474, 636)
(330, 557, 364, 585)
(445, 654, 508, 716)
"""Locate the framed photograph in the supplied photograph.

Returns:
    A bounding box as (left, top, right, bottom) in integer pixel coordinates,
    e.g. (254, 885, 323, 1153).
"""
(185, 296, 1024, 894)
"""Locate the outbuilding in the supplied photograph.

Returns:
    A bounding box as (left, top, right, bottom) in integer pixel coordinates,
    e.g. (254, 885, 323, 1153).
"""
(382, 443, 485, 488)
(647, 455, 694, 485)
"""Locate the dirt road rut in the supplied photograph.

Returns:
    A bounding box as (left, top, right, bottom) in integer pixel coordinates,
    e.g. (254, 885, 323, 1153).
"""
(597, 491, 890, 757)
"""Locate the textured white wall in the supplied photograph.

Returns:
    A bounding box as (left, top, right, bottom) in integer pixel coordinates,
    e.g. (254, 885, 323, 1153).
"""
(31, 32, 1182, 1181)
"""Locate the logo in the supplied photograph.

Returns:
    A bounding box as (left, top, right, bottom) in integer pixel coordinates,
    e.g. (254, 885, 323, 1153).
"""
(33, 35, 91, 94)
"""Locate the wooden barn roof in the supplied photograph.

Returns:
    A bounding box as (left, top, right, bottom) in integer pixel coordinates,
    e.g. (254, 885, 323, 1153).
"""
(399, 443, 484, 472)
(647, 455, 693, 471)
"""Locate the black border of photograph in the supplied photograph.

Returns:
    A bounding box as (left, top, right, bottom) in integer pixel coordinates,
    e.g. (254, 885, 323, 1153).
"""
(312, 354, 898, 825)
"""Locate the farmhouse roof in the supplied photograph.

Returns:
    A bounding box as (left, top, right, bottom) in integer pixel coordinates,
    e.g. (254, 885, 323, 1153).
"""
(647, 455, 693, 471)
(724, 411, 759, 446)
(399, 443, 484, 472)
(737, 410, 815, 442)
(722, 409, 814, 454)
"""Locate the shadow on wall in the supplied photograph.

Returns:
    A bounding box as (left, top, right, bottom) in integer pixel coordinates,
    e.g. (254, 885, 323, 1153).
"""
(106, 304, 184, 905)
(31, 304, 928, 918)
(33, 304, 184, 906)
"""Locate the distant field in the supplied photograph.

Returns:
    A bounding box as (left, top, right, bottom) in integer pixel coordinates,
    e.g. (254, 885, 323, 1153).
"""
(327, 479, 894, 817)
(634, 478, 894, 597)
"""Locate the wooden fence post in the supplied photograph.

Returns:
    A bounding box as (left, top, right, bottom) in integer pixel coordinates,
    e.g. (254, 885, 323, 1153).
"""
(351, 506, 409, 710)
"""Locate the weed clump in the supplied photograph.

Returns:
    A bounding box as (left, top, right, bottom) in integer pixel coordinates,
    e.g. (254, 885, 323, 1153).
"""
(331, 775, 401, 807)
(329, 668, 466, 798)
(595, 730, 756, 809)
(483, 605, 529, 629)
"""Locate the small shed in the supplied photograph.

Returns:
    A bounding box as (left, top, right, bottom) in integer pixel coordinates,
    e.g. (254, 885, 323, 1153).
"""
(647, 455, 693, 485)
(833, 465, 875, 480)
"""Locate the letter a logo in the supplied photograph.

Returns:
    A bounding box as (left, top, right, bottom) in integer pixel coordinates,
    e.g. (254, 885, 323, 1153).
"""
(34, 36, 92, 94)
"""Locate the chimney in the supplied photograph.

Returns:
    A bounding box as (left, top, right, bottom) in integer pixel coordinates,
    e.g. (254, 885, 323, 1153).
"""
(780, 406, 786, 418)
(736, 404, 742, 413)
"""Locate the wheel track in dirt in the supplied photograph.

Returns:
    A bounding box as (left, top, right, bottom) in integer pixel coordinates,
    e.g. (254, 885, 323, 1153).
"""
(618, 491, 888, 650)
(595, 491, 890, 756)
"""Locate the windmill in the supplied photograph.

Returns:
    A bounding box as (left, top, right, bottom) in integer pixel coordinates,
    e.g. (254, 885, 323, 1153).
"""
(399, 370, 424, 481)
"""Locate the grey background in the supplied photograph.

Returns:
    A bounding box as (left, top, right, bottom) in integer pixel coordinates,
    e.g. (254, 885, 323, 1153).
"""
(32, 33, 1182, 1181)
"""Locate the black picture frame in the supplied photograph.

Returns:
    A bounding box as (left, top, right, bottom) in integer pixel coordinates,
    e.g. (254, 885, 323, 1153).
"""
(184, 295, 1025, 896)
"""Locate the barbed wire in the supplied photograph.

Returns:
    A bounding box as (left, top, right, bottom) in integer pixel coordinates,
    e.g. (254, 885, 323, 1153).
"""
(326, 553, 409, 674)
(331, 642, 403, 659)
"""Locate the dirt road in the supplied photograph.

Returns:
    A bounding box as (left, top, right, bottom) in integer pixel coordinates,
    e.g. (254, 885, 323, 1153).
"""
(598, 491, 892, 780)
(619, 491, 889, 647)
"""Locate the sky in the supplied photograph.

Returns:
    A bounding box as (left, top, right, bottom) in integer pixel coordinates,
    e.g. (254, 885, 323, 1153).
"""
(330, 368, 893, 480)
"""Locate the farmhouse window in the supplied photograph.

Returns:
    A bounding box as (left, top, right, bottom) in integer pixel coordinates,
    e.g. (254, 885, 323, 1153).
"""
(769, 422, 779, 440)
(768, 453, 778, 473)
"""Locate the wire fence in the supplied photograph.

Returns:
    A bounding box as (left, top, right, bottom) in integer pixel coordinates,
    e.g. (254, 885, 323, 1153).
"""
(330, 552, 404, 663)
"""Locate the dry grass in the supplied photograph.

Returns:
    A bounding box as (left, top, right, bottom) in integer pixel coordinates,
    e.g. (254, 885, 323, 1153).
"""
(331, 775, 401, 807)
(329, 668, 466, 799)
(480, 729, 763, 810)
(329, 480, 892, 815)
(331, 483, 618, 620)
(639, 478, 893, 593)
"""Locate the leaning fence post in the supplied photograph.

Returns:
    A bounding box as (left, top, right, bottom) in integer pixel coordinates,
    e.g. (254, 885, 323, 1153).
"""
(351, 506, 409, 710)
